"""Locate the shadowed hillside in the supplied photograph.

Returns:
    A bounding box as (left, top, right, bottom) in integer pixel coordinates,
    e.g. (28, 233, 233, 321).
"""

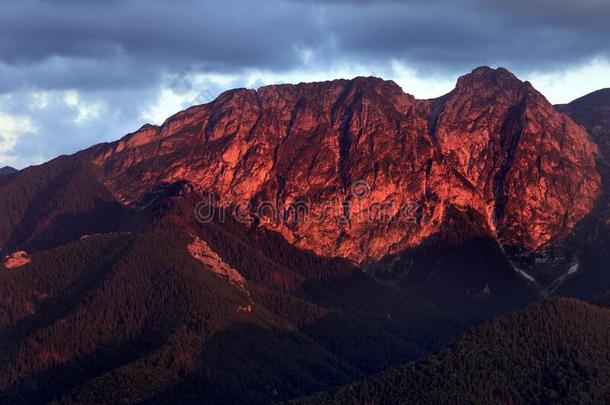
(298, 298, 610, 404)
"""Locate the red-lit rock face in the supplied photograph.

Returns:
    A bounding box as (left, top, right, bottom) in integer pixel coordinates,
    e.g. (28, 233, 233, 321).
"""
(91, 67, 601, 262)
(3, 251, 31, 269)
(433, 68, 600, 249)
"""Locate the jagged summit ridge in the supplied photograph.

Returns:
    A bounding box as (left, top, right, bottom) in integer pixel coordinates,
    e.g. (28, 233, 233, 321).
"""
(88, 67, 600, 262)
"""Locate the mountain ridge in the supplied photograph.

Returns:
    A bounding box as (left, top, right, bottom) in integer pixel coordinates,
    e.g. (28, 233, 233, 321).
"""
(79, 66, 600, 266)
(0, 166, 17, 176)
(0, 67, 609, 403)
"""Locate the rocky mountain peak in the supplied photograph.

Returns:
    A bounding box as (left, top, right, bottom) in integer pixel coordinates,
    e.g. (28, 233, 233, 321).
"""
(86, 69, 600, 262)
(452, 66, 536, 104)
(458, 66, 521, 85)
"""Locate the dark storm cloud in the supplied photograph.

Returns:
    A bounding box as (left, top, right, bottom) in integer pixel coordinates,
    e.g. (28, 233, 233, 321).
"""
(0, 0, 326, 92)
(311, 0, 610, 72)
(1, 0, 608, 92)
(1, 0, 609, 168)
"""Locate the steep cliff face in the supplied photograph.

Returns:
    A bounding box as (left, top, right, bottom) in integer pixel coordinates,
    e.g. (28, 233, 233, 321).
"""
(435, 68, 599, 250)
(557, 88, 610, 159)
(554, 89, 610, 300)
(89, 67, 600, 262)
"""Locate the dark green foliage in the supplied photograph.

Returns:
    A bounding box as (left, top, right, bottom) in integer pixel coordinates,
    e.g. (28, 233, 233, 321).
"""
(1, 151, 605, 404)
(0, 156, 126, 254)
(0, 210, 466, 404)
(0, 229, 247, 403)
(298, 299, 610, 405)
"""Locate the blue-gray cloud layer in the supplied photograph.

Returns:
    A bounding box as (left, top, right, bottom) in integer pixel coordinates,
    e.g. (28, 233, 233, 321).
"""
(0, 0, 609, 167)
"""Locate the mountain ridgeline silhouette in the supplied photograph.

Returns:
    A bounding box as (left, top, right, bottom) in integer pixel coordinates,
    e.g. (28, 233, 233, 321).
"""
(0, 67, 609, 403)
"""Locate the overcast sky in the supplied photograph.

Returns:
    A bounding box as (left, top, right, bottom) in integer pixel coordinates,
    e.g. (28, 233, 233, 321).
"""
(1, 0, 609, 168)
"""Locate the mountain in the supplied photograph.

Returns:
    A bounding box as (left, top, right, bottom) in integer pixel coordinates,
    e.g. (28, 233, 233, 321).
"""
(1, 66, 595, 319)
(557, 88, 610, 157)
(0, 157, 126, 256)
(553, 89, 610, 302)
(0, 188, 465, 404)
(1, 68, 600, 271)
(298, 298, 610, 404)
(0, 67, 608, 403)
(89, 67, 599, 264)
(0, 166, 17, 176)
